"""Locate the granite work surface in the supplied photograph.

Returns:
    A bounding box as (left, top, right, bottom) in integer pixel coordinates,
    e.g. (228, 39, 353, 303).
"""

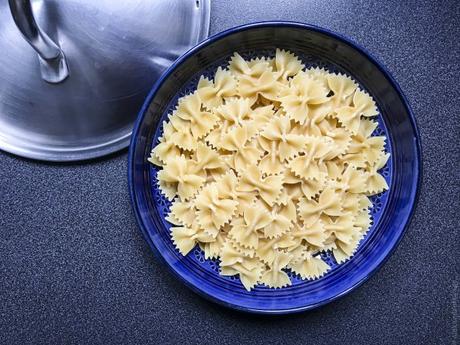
(0, 1, 459, 344)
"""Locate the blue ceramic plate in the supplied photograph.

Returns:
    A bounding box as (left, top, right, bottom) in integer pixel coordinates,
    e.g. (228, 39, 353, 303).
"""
(128, 22, 421, 314)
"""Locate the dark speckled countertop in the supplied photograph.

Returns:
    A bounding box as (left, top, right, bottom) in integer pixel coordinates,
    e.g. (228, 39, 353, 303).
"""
(1, 1, 459, 344)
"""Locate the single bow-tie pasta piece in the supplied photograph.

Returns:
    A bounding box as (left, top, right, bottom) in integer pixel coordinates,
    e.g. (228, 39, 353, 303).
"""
(149, 121, 181, 165)
(197, 67, 238, 110)
(339, 165, 368, 194)
(335, 89, 378, 134)
(260, 251, 292, 288)
(191, 143, 226, 179)
(238, 164, 284, 206)
(260, 115, 307, 162)
(206, 99, 250, 148)
(171, 226, 197, 255)
(291, 219, 328, 248)
(221, 256, 264, 291)
(364, 153, 390, 194)
(279, 72, 329, 125)
(323, 213, 357, 245)
(298, 187, 342, 226)
(195, 182, 238, 236)
(201, 231, 227, 260)
(157, 155, 206, 200)
(288, 251, 330, 280)
(273, 48, 304, 82)
(288, 136, 335, 180)
(175, 93, 219, 139)
(168, 199, 197, 227)
(228, 205, 272, 249)
(319, 120, 352, 156)
(169, 126, 198, 152)
(220, 126, 264, 173)
(238, 70, 281, 105)
(228, 52, 272, 79)
(171, 223, 214, 256)
(256, 199, 296, 239)
(258, 138, 285, 175)
(327, 73, 357, 108)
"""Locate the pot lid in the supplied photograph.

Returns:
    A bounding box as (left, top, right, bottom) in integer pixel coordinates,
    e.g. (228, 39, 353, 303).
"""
(0, 0, 210, 161)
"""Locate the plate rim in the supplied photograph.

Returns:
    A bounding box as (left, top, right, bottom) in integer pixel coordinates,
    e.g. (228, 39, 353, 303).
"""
(128, 21, 422, 314)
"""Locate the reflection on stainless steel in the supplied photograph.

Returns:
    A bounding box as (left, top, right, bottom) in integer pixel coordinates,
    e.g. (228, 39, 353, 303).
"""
(8, 0, 69, 83)
(0, 0, 210, 161)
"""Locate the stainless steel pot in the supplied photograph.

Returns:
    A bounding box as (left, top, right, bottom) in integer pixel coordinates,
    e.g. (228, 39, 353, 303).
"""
(0, 0, 210, 161)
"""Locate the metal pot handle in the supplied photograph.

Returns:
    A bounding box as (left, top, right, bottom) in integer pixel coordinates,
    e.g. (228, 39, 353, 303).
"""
(9, 0, 69, 83)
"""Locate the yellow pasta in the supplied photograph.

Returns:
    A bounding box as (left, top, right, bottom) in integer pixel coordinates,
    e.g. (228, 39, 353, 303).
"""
(228, 53, 271, 79)
(157, 155, 205, 200)
(273, 48, 305, 81)
(335, 89, 378, 134)
(279, 71, 329, 125)
(149, 50, 390, 290)
(195, 182, 238, 236)
(260, 115, 307, 162)
(238, 70, 281, 105)
(289, 250, 330, 280)
(260, 251, 292, 288)
(220, 126, 263, 172)
(197, 67, 238, 110)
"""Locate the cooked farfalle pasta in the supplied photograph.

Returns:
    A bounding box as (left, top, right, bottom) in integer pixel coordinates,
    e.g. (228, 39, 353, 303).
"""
(149, 50, 390, 290)
(335, 89, 378, 134)
(197, 67, 238, 110)
(157, 155, 205, 200)
(195, 182, 238, 236)
(279, 71, 330, 125)
(273, 49, 305, 82)
(220, 127, 263, 172)
(238, 70, 280, 105)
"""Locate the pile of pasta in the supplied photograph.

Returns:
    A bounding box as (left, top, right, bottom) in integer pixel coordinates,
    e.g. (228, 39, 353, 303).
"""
(149, 49, 389, 290)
